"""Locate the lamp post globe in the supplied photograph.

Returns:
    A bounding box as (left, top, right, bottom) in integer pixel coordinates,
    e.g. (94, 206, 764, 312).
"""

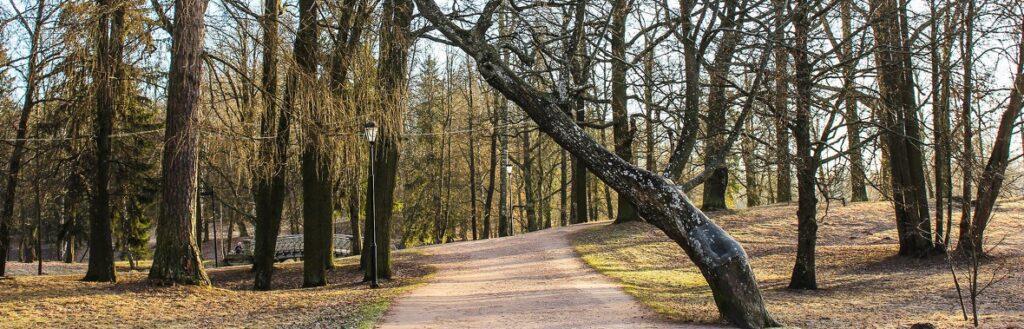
(364, 121, 378, 144)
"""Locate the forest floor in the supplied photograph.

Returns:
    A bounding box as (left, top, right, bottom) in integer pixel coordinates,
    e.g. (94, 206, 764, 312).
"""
(571, 200, 1024, 329)
(0, 252, 432, 328)
(378, 225, 704, 329)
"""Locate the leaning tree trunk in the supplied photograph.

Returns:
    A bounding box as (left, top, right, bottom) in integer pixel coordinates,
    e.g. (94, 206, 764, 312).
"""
(959, 25, 1024, 255)
(415, 2, 779, 327)
(252, 0, 288, 291)
(85, 0, 123, 283)
(149, 0, 211, 285)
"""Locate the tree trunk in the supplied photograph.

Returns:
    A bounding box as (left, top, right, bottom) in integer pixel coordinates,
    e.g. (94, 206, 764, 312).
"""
(482, 120, 497, 239)
(560, 150, 568, 226)
(149, 0, 211, 285)
(788, 0, 818, 290)
(569, 0, 590, 225)
(348, 184, 361, 255)
(610, 0, 639, 223)
(415, 3, 780, 327)
(773, 0, 793, 204)
(643, 39, 658, 174)
(498, 102, 511, 235)
(701, 0, 742, 212)
(0, 0, 46, 278)
(662, 0, 700, 181)
(842, 0, 868, 203)
(253, 0, 288, 291)
(741, 124, 760, 207)
(956, 0, 977, 254)
(289, 0, 332, 287)
(869, 0, 934, 257)
(522, 130, 539, 232)
(85, 0, 123, 283)
(929, 0, 956, 249)
(467, 67, 479, 239)
(958, 24, 1024, 255)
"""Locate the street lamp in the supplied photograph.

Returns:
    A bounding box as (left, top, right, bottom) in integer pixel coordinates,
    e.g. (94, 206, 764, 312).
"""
(506, 163, 513, 236)
(364, 121, 379, 289)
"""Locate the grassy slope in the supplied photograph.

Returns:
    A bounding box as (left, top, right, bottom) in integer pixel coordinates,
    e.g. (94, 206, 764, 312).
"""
(571, 201, 1024, 328)
(0, 251, 432, 328)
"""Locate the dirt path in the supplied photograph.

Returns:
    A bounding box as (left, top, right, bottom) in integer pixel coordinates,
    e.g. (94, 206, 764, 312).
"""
(379, 223, 711, 329)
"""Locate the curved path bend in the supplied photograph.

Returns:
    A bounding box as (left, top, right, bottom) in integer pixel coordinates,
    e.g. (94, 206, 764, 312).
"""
(379, 223, 712, 329)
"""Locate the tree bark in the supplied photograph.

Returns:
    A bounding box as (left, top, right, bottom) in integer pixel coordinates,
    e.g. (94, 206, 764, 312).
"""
(662, 0, 701, 181)
(956, 0, 977, 254)
(0, 0, 47, 278)
(842, 0, 868, 203)
(773, 0, 793, 204)
(498, 101, 511, 234)
(788, 0, 818, 290)
(348, 183, 361, 255)
(468, 75, 479, 240)
(85, 0, 123, 283)
(958, 24, 1024, 255)
(569, 0, 590, 225)
(149, 0, 211, 285)
(869, 0, 934, 257)
(288, 0, 332, 287)
(701, 0, 742, 212)
(253, 0, 288, 290)
(610, 0, 639, 223)
(415, 3, 780, 327)
(483, 118, 498, 239)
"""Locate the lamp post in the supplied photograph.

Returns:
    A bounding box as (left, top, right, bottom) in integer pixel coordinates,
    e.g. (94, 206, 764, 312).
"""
(506, 163, 513, 236)
(363, 121, 380, 289)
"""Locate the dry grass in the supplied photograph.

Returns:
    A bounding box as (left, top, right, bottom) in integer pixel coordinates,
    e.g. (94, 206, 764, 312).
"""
(571, 200, 1024, 328)
(0, 252, 432, 328)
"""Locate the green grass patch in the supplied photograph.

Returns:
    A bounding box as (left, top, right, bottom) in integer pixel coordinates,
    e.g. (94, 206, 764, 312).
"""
(570, 221, 722, 324)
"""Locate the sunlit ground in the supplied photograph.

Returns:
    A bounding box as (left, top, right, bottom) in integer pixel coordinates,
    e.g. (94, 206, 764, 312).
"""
(0, 252, 432, 328)
(572, 200, 1024, 328)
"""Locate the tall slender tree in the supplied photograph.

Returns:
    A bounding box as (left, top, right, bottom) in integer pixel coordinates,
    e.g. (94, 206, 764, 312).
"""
(610, 0, 639, 223)
(252, 0, 287, 291)
(0, 0, 49, 278)
(788, 0, 818, 290)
